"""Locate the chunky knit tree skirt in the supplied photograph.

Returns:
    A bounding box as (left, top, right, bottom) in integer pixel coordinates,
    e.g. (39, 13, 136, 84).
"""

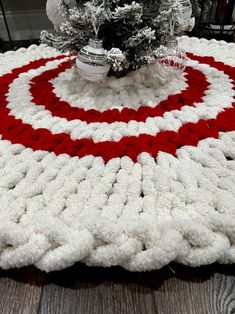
(0, 36, 235, 272)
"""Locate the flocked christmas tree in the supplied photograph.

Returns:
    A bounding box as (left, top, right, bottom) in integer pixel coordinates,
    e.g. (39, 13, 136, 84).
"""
(41, 0, 197, 78)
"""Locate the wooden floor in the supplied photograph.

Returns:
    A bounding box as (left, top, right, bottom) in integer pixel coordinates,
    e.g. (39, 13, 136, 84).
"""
(0, 263, 234, 314)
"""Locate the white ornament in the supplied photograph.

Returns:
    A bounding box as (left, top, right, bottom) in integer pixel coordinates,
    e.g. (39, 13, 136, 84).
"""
(46, 0, 77, 30)
(76, 39, 110, 82)
(46, 0, 65, 30)
(178, 0, 193, 20)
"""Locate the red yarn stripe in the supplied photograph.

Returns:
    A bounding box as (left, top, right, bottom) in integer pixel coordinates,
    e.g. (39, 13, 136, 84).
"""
(0, 53, 234, 162)
(30, 62, 208, 123)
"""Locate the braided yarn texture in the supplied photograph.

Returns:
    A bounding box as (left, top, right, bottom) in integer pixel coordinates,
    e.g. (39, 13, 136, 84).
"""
(0, 36, 235, 272)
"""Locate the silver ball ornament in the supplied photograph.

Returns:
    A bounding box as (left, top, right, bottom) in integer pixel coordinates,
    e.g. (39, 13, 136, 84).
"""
(178, 0, 193, 20)
(76, 39, 110, 82)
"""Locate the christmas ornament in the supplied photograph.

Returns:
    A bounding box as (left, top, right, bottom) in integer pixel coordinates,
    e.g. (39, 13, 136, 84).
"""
(156, 36, 187, 81)
(76, 39, 110, 82)
(179, 0, 193, 20)
(42, 0, 195, 74)
(46, 0, 78, 29)
(46, 0, 65, 30)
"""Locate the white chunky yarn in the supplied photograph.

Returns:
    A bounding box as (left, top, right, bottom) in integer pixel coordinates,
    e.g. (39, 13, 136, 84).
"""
(0, 37, 234, 272)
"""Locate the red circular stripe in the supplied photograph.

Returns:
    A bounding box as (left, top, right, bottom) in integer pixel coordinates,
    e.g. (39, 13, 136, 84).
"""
(0, 53, 234, 163)
(29, 62, 209, 123)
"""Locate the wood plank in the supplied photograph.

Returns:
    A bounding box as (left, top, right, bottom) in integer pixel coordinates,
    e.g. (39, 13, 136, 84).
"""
(152, 264, 235, 314)
(38, 264, 157, 314)
(211, 267, 235, 314)
(37, 263, 235, 314)
(0, 266, 44, 314)
(0, 263, 234, 314)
